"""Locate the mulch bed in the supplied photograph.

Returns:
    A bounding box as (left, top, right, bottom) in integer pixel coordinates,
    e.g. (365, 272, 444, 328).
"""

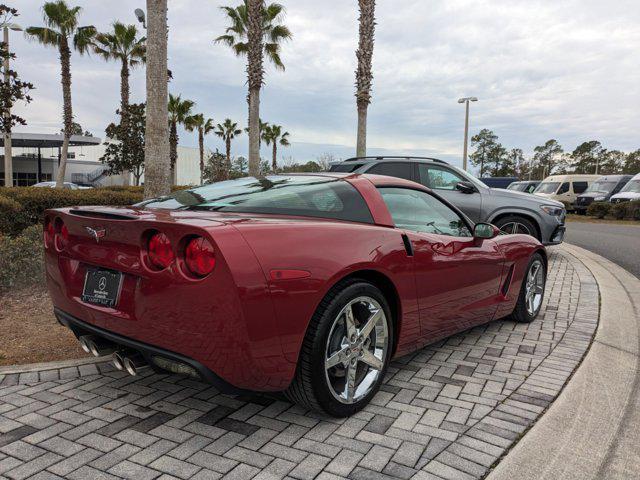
(0, 287, 87, 367)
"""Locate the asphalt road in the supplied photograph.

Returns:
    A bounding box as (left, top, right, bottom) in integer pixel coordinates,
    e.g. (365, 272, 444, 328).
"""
(564, 221, 640, 277)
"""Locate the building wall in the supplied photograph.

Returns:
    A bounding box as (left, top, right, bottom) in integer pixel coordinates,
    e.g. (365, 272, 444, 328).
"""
(1, 142, 205, 187)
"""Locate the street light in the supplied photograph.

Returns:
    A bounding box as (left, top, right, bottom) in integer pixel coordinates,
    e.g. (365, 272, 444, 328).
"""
(1, 20, 22, 187)
(458, 96, 478, 172)
(134, 8, 146, 29)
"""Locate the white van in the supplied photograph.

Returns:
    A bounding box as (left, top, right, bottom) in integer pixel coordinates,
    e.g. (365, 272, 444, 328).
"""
(534, 174, 601, 204)
(610, 173, 640, 203)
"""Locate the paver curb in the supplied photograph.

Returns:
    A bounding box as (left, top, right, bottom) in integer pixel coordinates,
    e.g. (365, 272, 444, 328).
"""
(487, 243, 640, 480)
(0, 356, 108, 375)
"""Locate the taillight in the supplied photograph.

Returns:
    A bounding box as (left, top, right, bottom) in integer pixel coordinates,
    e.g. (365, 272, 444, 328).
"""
(148, 232, 174, 270)
(184, 236, 216, 277)
(44, 218, 54, 248)
(54, 219, 69, 251)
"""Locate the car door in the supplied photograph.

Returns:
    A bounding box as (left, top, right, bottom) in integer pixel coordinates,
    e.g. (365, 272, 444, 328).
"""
(416, 164, 484, 222)
(377, 187, 504, 344)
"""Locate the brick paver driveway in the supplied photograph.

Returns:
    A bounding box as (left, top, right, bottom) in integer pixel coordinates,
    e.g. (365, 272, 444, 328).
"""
(0, 248, 598, 480)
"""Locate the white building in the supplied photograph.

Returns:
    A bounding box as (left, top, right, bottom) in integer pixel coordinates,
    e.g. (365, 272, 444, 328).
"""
(1, 133, 204, 187)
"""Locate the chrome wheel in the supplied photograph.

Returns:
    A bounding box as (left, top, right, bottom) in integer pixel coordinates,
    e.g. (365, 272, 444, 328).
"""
(324, 296, 389, 404)
(500, 221, 532, 235)
(525, 260, 545, 316)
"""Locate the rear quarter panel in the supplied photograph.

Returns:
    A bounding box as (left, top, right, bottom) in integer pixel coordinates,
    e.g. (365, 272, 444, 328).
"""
(233, 219, 420, 364)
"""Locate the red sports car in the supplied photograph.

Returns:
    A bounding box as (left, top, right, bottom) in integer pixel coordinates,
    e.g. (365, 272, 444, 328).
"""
(44, 173, 547, 417)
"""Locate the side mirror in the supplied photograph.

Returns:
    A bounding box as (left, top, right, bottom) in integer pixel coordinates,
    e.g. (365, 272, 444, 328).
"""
(473, 223, 500, 240)
(455, 181, 477, 194)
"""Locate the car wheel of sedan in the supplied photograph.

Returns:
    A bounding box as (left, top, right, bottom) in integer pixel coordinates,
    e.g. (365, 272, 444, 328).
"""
(285, 279, 393, 417)
(511, 253, 546, 323)
(494, 215, 539, 240)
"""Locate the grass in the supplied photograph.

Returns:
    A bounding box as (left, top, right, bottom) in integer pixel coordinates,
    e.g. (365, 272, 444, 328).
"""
(565, 214, 640, 226)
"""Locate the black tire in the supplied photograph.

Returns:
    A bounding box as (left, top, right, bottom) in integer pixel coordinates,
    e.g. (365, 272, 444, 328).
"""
(284, 278, 393, 417)
(494, 215, 540, 240)
(511, 253, 546, 323)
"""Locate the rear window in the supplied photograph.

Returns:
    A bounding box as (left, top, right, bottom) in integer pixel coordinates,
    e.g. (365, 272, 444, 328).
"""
(139, 175, 374, 224)
(367, 162, 413, 181)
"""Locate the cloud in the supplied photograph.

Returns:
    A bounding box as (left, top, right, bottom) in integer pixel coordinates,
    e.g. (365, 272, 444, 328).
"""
(10, 0, 640, 168)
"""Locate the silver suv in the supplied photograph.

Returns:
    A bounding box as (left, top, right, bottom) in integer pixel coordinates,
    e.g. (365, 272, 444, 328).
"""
(329, 157, 566, 245)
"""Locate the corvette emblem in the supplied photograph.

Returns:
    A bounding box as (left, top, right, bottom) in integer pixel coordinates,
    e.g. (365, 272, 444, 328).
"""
(85, 226, 106, 243)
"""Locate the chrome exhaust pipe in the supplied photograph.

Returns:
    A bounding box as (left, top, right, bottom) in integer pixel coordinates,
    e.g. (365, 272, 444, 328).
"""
(79, 335, 117, 357)
(123, 353, 151, 376)
(78, 335, 93, 354)
(112, 351, 127, 371)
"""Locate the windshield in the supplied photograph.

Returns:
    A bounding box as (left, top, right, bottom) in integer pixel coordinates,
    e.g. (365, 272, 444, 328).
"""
(535, 182, 560, 194)
(139, 175, 374, 223)
(585, 181, 617, 194)
(507, 183, 525, 191)
(619, 179, 640, 194)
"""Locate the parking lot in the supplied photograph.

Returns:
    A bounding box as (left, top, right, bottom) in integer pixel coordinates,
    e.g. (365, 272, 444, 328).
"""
(0, 249, 598, 480)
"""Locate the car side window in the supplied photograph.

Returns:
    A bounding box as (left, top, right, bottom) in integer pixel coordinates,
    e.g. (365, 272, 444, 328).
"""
(526, 184, 537, 193)
(418, 165, 465, 190)
(367, 162, 413, 181)
(378, 187, 472, 237)
(573, 181, 588, 194)
(558, 182, 570, 194)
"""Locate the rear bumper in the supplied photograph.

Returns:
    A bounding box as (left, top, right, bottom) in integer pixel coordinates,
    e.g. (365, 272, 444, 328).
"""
(55, 308, 251, 395)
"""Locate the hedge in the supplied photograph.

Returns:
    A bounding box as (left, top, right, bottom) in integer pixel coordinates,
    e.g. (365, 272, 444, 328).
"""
(587, 201, 610, 219)
(0, 187, 143, 235)
(0, 224, 44, 288)
(586, 200, 640, 220)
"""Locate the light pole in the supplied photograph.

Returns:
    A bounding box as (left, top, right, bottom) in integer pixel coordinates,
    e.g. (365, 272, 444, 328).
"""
(1, 21, 22, 187)
(458, 96, 477, 172)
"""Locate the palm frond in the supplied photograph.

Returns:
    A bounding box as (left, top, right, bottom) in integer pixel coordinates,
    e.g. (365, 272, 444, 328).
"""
(73, 25, 96, 54)
(24, 26, 62, 47)
(264, 43, 285, 70)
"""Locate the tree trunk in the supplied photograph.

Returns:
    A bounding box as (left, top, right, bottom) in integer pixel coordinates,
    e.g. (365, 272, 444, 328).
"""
(198, 127, 204, 184)
(169, 120, 178, 184)
(356, 104, 367, 157)
(56, 39, 73, 188)
(225, 138, 231, 180)
(120, 59, 132, 186)
(272, 142, 277, 172)
(143, 0, 171, 199)
(3, 27, 12, 187)
(246, 0, 264, 176)
(354, 0, 376, 158)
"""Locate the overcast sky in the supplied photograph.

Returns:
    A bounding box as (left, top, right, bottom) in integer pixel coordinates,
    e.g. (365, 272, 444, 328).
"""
(10, 0, 640, 168)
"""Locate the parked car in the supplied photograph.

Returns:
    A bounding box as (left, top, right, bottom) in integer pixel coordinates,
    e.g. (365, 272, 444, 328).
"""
(480, 176, 519, 189)
(45, 173, 547, 416)
(610, 173, 640, 203)
(507, 180, 540, 194)
(33, 181, 80, 190)
(533, 174, 600, 204)
(329, 157, 566, 245)
(573, 174, 632, 214)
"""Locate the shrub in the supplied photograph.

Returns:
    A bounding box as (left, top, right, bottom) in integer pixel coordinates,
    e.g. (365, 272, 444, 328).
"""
(0, 196, 30, 236)
(628, 200, 640, 221)
(0, 224, 44, 288)
(587, 201, 610, 219)
(610, 202, 627, 220)
(0, 187, 143, 230)
(561, 200, 573, 212)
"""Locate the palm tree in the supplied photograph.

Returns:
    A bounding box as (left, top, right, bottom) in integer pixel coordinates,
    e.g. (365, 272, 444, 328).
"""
(215, 118, 242, 180)
(25, 1, 95, 188)
(355, 0, 376, 157)
(244, 118, 268, 146)
(185, 113, 215, 184)
(261, 124, 290, 172)
(142, 0, 170, 199)
(215, 0, 291, 176)
(92, 22, 146, 112)
(168, 93, 194, 184)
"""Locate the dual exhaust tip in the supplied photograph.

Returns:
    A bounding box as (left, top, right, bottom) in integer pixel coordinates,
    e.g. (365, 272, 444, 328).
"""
(79, 335, 150, 376)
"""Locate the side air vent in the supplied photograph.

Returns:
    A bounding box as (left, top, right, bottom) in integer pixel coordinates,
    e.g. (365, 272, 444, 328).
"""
(69, 209, 137, 220)
(501, 265, 515, 296)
